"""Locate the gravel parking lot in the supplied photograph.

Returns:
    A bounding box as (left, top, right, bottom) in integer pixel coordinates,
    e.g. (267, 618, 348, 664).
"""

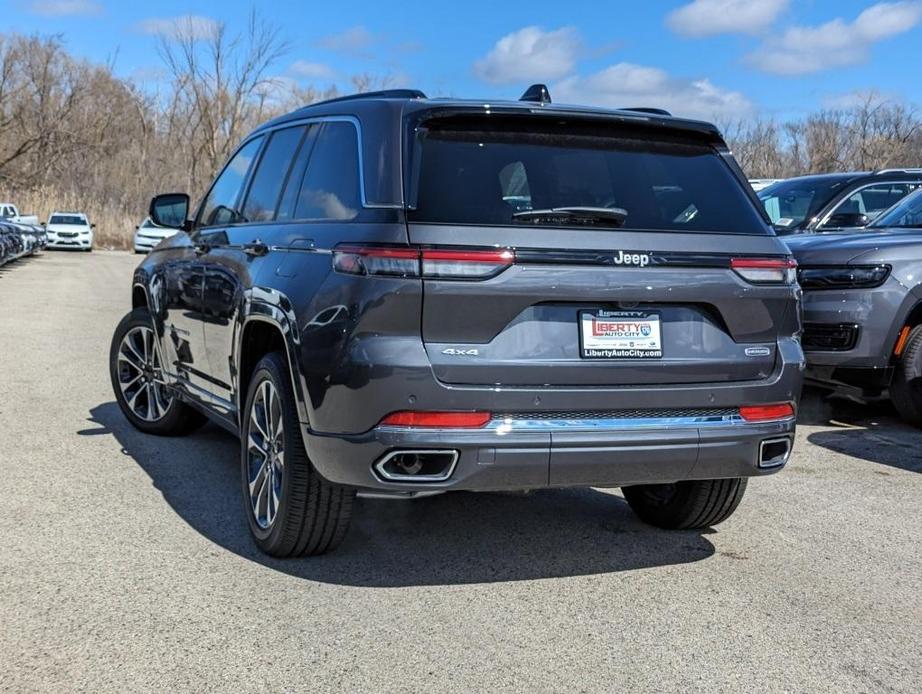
(1, 250, 921, 693)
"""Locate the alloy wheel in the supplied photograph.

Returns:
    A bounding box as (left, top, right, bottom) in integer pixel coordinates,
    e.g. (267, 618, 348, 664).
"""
(117, 326, 173, 422)
(247, 380, 285, 529)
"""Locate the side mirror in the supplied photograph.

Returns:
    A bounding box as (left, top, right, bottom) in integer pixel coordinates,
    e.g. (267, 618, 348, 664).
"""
(91, 223, 97, 229)
(822, 212, 870, 229)
(150, 193, 190, 230)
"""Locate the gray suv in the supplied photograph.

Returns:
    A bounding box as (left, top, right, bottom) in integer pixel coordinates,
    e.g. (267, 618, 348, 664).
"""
(109, 87, 804, 557)
(786, 188, 922, 423)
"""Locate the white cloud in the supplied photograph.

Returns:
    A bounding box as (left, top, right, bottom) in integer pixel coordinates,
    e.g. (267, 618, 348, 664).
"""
(317, 26, 375, 56)
(473, 26, 582, 84)
(667, 0, 788, 37)
(28, 0, 102, 16)
(747, 1, 922, 75)
(554, 62, 753, 121)
(289, 61, 336, 81)
(137, 15, 221, 41)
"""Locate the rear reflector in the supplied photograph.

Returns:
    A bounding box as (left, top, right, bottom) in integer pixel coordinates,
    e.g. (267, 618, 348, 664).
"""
(332, 244, 515, 280)
(731, 258, 797, 284)
(379, 411, 492, 428)
(739, 403, 795, 422)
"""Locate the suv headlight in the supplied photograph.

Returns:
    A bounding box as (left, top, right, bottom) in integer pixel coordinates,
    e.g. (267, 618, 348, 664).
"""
(797, 264, 891, 290)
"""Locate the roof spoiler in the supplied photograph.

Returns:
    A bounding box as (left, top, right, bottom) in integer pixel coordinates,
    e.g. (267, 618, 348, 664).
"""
(519, 84, 552, 104)
(621, 107, 672, 116)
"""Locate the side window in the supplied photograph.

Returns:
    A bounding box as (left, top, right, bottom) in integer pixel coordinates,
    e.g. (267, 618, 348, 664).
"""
(241, 126, 307, 223)
(197, 136, 264, 228)
(291, 122, 361, 221)
(836, 184, 914, 219)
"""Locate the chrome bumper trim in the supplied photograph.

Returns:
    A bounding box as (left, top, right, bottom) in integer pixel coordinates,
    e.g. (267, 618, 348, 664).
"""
(488, 414, 745, 432)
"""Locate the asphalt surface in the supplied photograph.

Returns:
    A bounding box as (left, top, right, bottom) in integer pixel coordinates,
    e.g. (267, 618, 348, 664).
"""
(1, 250, 921, 693)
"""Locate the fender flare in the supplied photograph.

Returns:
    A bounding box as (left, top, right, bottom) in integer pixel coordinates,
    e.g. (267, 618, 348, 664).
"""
(236, 287, 311, 431)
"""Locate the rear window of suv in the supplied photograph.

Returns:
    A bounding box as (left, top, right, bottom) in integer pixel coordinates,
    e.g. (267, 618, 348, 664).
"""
(408, 122, 769, 235)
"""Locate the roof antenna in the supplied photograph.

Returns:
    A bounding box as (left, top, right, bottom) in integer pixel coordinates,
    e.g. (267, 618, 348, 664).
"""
(520, 84, 552, 104)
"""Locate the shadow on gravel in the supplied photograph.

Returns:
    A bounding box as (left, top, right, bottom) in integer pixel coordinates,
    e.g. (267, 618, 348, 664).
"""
(800, 388, 922, 474)
(80, 401, 716, 587)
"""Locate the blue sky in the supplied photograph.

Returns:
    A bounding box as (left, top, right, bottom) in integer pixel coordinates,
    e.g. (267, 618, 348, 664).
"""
(7, 0, 922, 120)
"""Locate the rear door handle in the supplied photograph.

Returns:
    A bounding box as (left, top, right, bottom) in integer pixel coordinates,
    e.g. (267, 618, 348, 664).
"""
(242, 240, 269, 257)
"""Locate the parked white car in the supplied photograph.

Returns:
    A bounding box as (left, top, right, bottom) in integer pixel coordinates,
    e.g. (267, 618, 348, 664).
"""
(133, 217, 178, 253)
(0, 202, 40, 225)
(46, 211, 94, 251)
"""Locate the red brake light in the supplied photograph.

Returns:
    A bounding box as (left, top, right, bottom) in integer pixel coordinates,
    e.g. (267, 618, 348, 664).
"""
(379, 411, 492, 428)
(731, 258, 797, 284)
(739, 403, 795, 422)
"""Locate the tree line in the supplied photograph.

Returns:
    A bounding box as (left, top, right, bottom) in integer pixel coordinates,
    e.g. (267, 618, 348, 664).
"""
(0, 22, 920, 248)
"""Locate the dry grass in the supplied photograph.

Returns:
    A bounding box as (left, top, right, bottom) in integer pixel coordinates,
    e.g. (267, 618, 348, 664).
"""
(10, 186, 139, 250)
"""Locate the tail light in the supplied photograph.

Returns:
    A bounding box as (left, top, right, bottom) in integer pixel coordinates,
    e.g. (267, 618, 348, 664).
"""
(739, 403, 795, 422)
(421, 249, 514, 279)
(332, 245, 515, 280)
(731, 258, 797, 284)
(332, 245, 419, 277)
(379, 411, 492, 428)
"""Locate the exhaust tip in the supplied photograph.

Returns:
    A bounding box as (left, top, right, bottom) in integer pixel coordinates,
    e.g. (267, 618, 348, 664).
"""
(373, 450, 459, 483)
(759, 437, 792, 469)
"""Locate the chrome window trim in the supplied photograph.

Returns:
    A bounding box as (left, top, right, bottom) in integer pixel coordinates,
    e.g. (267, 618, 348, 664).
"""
(250, 115, 402, 210)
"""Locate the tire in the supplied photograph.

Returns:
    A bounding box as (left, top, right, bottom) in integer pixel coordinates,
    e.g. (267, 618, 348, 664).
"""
(109, 307, 206, 436)
(622, 478, 748, 529)
(890, 325, 922, 426)
(241, 351, 355, 557)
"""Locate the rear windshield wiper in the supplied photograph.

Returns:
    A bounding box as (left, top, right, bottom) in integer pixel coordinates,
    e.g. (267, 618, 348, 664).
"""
(512, 206, 628, 227)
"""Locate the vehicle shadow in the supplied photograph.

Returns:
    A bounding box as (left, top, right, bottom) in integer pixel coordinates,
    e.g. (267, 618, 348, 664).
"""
(80, 401, 717, 587)
(800, 388, 922, 474)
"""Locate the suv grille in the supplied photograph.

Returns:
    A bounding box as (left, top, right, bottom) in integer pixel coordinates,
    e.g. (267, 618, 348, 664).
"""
(802, 323, 859, 352)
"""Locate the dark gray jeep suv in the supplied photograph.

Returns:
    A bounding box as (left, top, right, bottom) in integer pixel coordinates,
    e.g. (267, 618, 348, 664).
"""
(109, 87, 804, 557)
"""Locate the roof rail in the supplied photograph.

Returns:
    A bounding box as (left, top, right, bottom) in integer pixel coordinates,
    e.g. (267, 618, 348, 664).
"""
(308, 89, 427, 108)
(520, 84, 552, 104)
(621, 107, 672, 116)
(876, 168, 922, 174)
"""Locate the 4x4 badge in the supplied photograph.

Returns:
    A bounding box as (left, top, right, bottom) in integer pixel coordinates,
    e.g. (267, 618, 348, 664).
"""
(442, 348, 480, 356)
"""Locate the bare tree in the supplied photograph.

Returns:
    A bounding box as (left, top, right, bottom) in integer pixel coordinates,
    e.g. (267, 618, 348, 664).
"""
(156, 11, 289, 192)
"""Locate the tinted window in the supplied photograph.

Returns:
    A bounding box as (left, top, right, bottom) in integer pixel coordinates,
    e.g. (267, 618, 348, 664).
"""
(831, 183, 918, 221)
(871, 189, 922, 228)
(49, 215, 87, 225)
(758, 177, 853, 231)
(290, 122, 361, 221)
(198, 136, 264, 227)
(242, 126, 307, 223)
(410, 125, 768, 234)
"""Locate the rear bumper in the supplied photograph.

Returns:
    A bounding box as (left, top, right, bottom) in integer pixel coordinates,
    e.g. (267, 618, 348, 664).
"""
(304, 416, 796, 492)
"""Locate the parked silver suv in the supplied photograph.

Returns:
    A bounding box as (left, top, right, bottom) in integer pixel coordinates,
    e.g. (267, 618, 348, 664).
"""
(787, 187, 922, 423)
